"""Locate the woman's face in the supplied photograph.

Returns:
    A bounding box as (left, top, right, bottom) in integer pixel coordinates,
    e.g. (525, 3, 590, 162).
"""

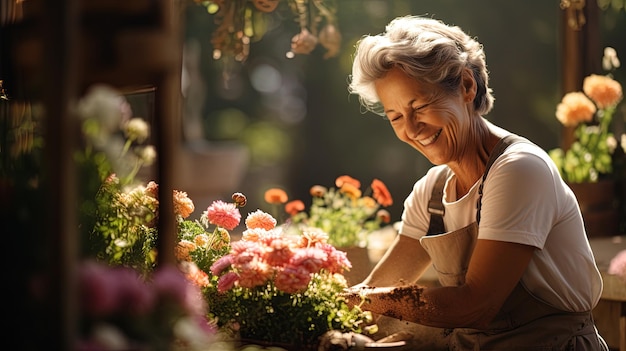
(374, 68, 473, 166)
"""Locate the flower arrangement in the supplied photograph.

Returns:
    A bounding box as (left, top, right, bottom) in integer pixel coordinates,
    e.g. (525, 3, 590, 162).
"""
(549, 47, 625, 183)
(175, 194, 375, 349)
(74, 85, 376, 349)
(77, 260, 220, 351)
(264, 175, 393, 248)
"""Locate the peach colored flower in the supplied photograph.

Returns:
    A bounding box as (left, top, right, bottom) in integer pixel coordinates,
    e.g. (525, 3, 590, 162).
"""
(361, 196, 377, 209)
(237, 261, 272, 288)
(300, 227, 329, 247)
(205, 200, 241, 230)
(555, 92, 596, 127)
(285, 200, 305, 216)
(274, 266, 311, 293)
(339, 182, 362, 199)
(173, 190, 194, 219)
(241, 227, 273, 242)
(179, 261, 210, 288)
(264, 188, 288, 204)
(245, 209, 277, 230)
(193, 234, 210, 248)
(175, 240, 197, 261)
(309, 185, 327, 197)
(583, 74, 623, 109)
(371, 178, 393, 207)
(335, 175, 361, 189)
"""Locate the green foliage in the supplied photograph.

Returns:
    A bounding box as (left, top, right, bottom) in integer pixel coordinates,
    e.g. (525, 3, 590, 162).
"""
(204, 272, 372, 347)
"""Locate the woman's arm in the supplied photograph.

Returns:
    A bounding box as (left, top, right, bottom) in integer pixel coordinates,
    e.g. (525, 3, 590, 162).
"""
(345, 239, 535, 329)
(359, 234, 432, 287)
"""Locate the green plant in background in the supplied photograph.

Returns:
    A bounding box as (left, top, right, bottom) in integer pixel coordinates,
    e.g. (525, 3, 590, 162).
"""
(265, 175, 393, 248)
(549, 47, 625, 183)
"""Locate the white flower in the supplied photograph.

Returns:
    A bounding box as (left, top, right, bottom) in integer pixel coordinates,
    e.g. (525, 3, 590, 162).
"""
(136, 145, 156, 166)
(124, 118, 150, 143)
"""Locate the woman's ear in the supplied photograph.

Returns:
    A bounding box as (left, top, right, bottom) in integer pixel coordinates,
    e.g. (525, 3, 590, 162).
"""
(461, 68, 477, 102)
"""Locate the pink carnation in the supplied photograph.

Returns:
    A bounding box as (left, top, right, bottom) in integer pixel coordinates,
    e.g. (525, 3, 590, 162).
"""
(206, 200, 241, 230)
(319, 243, 351, 274)
(262, 237, 295, 267)
(289, 247, 327, 274)
(217, 271, 239, 293)
(274, 266, 312, 293)
(608, 249, 626, 281)
(210, 255, 234, 275)
(237, 261, 272, 289)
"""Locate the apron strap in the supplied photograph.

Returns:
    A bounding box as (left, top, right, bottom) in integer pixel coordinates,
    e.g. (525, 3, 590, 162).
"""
(427, 134, 528, 234)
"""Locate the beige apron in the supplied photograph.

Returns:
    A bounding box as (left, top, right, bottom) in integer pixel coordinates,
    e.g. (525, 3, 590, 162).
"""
(419, 135, 608, 351)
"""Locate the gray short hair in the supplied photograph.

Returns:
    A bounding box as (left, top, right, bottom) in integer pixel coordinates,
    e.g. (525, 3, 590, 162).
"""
(348, 16, 494, 116)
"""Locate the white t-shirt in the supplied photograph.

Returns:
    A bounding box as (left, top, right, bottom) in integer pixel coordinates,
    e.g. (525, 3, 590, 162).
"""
(398, 139, 603, 312)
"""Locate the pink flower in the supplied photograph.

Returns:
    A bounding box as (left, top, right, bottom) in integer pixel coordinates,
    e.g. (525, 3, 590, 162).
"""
(206, 200, 241, 230)
(237, 261, 272, 289)
(274, 266, 311, 293)
(217, 272, 239, 293)
(230, 241, 264, 266)
(245, 209, 277, 230)
(262, 237, 295, 267)
(319, 243, 351, 274)
(79, 261, 122, 317)
(152, 265, 206, 316)
(210, 255, 234, 275)
(289, 247, 327, 274)
(608, 249, 626, 281)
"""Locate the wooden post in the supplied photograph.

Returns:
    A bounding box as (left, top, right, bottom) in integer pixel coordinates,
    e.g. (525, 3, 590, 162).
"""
(42, 0, 80, 349)
(559, 0, 601, 150)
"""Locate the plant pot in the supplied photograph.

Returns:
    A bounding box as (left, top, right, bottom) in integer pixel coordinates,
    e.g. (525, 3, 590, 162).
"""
(568, 180, 620, 238)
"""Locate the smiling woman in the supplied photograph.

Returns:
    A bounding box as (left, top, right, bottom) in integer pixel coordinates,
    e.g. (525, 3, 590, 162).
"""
(344, 15, 609, 350)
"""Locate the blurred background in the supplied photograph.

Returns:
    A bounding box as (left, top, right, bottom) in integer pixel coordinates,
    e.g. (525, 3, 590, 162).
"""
(180, 0, 626, 223)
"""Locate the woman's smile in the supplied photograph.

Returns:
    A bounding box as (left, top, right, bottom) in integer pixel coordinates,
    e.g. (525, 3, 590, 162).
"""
(418, 128, 443, 146)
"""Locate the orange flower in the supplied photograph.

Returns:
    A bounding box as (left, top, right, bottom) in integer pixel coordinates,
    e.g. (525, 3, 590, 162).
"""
(264, 188, 288, 204)
(245, 209, 277, 230)
(555, 92, 596, 127)
(361, 196, 378, 209)
(371, 178, 393, 207)
(173, 190, 195, 219)
(339, 182, 362, 199)
(285, 200, 305, 216)
(309, 185, 327, 197)
(175, 240, 197, 262)
(583, 74, 623, 109)
(335, 175, 361, 189)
